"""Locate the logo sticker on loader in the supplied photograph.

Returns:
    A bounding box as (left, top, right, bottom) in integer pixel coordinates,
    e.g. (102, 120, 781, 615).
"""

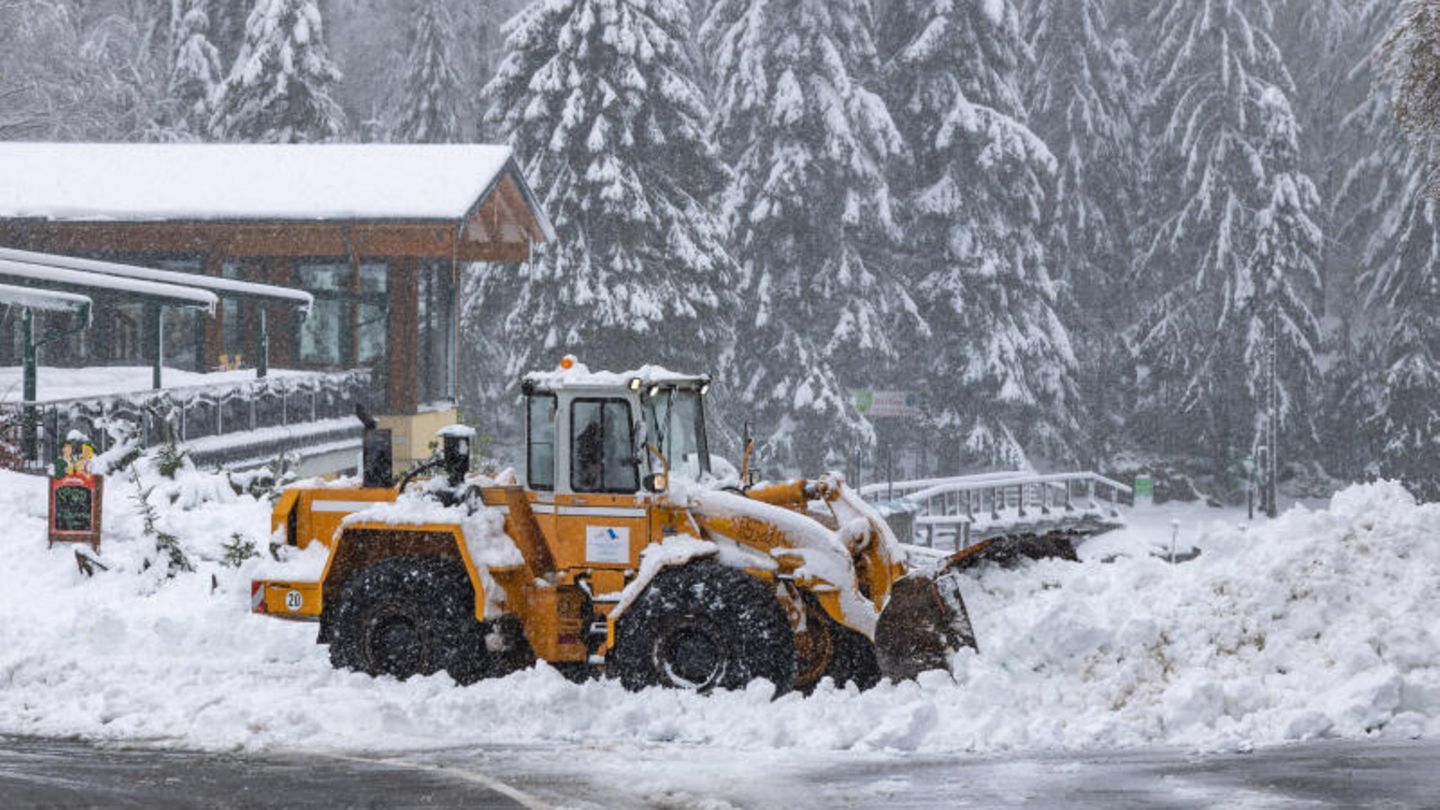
(284, 590, 304, 612)
(585, 526, 630, 564)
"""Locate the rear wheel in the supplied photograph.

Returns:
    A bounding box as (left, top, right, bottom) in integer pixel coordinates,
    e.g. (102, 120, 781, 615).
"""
(328, 556, 491, 684)
(611, 562, 795, 694)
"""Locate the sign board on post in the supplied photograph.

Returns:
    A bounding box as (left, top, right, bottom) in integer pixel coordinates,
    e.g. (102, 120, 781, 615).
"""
(853, 390, 921, 419)
(48, 433, 103, 550)
(1133, 475, 1155, 507)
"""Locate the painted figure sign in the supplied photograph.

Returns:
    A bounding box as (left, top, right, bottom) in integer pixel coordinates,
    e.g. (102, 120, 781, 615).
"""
(48, 431, 103, 550)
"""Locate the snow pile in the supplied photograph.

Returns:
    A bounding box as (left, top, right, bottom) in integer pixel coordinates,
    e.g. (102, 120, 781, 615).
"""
(0, 473, 1437, 756)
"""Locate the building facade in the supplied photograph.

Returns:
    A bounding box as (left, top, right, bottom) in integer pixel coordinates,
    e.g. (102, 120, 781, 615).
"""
(0, 143, 553, 468)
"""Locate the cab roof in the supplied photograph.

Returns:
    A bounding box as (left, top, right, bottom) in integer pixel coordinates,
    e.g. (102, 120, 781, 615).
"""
(522, 361, 708, 393)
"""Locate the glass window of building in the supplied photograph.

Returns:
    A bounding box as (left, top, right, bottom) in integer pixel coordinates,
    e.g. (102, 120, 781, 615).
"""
(155, 258, 204, 372)
(418, 263, 455, 405)
(296, 263, 354, 368)
(106, 302, 145, 365)
(357, 263, 388, 366)
(294, 261, 389, 373)
(221, 261, 245, 364)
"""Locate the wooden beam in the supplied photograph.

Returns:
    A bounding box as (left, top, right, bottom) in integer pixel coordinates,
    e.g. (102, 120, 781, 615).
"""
(202, 250, 225, 369)
(386, 258, 421, 415)
(454, 241, 532, 264)
(261, 258, 295, 369)
(0, 219, 539, 261)
(497, 174, 550, 243)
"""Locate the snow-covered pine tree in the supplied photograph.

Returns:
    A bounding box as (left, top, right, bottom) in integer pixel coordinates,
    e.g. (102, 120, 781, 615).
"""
(478, 0, 741, 436)
(169, 0, 225, 137)
(1135, 0, 1323, 476)
(1356, 132, 1440, 497)
(1324, 0, 1401, 480)
(878, 0, 1075, 470)
(1337, 0, 1440, 498)
(210, 0, 253, 65)
(393, 0, 462, 144)
(209, 0, 346, 142)
(0, 1, 171, 141)
(1385, 0, 1440, 198)
(1368, 185, 1440, 498)
(1022, 0, 1138, 465)
(702, 0, 913, 474)
(1240, 88, 1324, 453)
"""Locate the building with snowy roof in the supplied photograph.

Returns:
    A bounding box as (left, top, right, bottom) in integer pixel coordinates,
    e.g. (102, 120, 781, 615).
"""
(0, 142, 553, 471)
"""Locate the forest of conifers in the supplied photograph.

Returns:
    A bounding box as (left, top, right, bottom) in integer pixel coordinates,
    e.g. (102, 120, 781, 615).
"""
(5, 0, 1440, 500)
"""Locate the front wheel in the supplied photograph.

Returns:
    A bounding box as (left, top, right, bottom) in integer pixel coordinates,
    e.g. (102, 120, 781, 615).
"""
(611, 562, 795, 694)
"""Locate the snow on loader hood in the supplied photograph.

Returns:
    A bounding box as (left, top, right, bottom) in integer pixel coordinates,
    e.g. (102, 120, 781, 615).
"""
(683, 484, 884, 637)
(338, 492, 525, 613)
(1, 464, 1439, 758)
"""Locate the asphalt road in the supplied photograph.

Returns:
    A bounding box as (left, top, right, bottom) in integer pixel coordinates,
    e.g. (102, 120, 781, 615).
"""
(1, 735, 1438, 809)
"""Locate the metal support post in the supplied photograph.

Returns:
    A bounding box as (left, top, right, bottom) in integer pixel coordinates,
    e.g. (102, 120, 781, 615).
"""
(151, 305, 165, 390)
(22, 308, 37, 461)
(21, 303, 91, 461)
(258, 308, 269, 379)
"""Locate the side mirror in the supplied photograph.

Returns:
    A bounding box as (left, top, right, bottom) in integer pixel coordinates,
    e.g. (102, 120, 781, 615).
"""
(643, 472, 668, 493)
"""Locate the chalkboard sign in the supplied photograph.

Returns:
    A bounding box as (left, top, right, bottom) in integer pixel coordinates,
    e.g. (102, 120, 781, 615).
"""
(48, 474, 104, 550)
(48, 433, 104, 550)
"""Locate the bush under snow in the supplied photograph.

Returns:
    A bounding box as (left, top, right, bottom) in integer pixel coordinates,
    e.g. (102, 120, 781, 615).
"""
(0, 467, 1435, 755)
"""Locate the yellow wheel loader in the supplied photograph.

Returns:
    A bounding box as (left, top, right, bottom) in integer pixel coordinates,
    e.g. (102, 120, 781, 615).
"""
(250, 360, 1053, 692)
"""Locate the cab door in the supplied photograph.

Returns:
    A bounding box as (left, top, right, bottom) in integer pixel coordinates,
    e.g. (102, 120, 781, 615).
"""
(554, 397, 650, 573)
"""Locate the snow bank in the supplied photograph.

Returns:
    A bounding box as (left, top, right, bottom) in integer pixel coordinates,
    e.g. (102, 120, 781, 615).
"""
(0, 365, 309, 404)
(1, 471, 1438, 757)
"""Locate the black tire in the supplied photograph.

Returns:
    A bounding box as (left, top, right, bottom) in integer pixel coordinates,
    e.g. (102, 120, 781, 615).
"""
(823, 626, 882, 691)
(483, 613, 536, 678)
(328, 556, 491, 685)
(611, 562, 795, 694)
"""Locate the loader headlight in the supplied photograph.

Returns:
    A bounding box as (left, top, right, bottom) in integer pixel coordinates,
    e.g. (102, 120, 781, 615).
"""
(648, 385, 662, 398)
(699, 382, 710, 396)
(629, 377, 643, 392)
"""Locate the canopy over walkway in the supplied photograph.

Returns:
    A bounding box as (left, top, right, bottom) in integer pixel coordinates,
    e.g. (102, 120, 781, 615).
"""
(1, 250, 312, 461)
(0, 283, 92, 315)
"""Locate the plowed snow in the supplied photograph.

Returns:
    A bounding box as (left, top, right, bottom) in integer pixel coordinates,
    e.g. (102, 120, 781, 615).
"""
(1, 467, 1435, 755)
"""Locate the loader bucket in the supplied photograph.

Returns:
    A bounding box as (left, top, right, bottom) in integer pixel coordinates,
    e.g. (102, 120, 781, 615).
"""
(947, 533, 1079, 572)
(873, 570, 977, 682)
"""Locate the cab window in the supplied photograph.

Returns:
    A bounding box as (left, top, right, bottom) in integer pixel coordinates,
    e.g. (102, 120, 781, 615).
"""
(571, 399, 638, 493)
(527, 394, 557, 490)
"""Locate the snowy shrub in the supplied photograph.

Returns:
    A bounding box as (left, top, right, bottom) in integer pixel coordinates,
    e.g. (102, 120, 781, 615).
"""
(130, 472, 195, 577)
(221, 533, 260, 568)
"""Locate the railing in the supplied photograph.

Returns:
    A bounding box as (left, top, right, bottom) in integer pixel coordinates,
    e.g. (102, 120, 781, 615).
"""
(1, 370, 371, 473)
(863, 471, 1133, 550)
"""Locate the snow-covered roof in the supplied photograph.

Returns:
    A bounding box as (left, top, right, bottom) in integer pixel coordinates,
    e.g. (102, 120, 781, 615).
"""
(524, 361, 709, 392)
(0, 247, 312, 311)
(0, 143, 554, 237)
(0, 282, 92, 314)
(0, 257, 218, 310)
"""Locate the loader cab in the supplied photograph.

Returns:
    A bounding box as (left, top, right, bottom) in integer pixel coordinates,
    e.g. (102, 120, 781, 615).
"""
(521, 362, 713, 571)
(521, 365, 713, 495)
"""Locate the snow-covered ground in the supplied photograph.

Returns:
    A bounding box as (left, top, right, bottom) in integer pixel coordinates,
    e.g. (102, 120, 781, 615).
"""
(0, 365, 309, 404)
(0, 463, 1435, 758)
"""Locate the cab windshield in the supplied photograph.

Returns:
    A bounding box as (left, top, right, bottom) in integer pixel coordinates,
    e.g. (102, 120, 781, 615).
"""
(643, 388, 711, 479)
